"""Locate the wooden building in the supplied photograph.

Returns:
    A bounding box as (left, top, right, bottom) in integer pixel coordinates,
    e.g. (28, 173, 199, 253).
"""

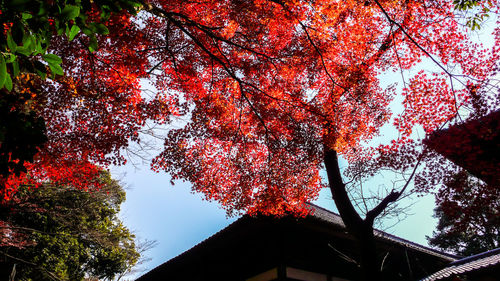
(137, 204, 456, 281)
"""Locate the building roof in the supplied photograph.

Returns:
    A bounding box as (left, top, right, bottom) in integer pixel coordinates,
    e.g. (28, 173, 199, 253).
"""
(137, 203, 457, 281)
(308, 204, 458, 261)
(424, 110, 500, 186)
(421, 248, 500, 281)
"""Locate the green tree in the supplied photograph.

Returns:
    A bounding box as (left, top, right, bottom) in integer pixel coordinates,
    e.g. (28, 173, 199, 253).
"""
(0, 171, 139, 281)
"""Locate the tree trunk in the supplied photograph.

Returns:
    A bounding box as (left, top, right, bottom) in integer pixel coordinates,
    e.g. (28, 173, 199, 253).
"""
(355, 225, 380, 281)
(324, 147, 381, 281)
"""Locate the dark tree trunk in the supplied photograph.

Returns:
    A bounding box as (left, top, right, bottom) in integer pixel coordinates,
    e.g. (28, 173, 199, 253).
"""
(355, 225, 379, 281)
(324, 147, 381, 281)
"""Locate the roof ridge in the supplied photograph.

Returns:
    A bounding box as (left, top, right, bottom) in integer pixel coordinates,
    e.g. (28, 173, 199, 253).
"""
(421, 247, 500, 281)
(449, 247, 500, 266)
(306, 203, 459, 260)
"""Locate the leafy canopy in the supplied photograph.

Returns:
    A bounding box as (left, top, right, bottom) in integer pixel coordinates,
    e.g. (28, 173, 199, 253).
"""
(0, 171, 139, 281)
(0, 0, 498, 216)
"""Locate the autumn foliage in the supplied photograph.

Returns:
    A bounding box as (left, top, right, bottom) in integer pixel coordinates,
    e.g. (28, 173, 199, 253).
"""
(145, 0, 499, 216)
(0, 0, 498, 210)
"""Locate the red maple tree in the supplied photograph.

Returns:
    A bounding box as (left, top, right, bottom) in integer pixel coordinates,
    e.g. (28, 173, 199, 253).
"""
(1, 0, 499, 279)
(141, 0, 498, 279)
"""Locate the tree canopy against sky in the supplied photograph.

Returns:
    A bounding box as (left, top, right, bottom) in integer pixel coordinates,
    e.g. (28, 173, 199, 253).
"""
(1, 0, 499, 279)
(144, 0, 498, 214)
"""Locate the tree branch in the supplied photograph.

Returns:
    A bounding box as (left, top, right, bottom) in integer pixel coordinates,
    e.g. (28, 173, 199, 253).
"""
(365, 152, 424, 225)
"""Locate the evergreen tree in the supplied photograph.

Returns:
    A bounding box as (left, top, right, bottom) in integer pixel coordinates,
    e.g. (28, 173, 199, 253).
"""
(0, 171, 139, 281)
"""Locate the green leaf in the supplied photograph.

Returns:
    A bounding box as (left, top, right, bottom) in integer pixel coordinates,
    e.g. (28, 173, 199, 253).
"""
(7, 33, 17, 52)
(35, 38, 44, 54)
(82, 27, 93, 36)
(37, 5, 47, 16)
(94, 23, 109, 35)
(19, 35, 35, 55)
(6, 53, 16, 63)
(123, 0, 142, 14)
(0, 56, 7, 89)
(68, 25, 80, 41)
(36, 68, 47, 80)
(43, 54, 63, 65)
(128, 0, 143, 8)
(100, 9, 111, 21)
(16, 46, 32, 56)
(49, 63, 64, 77)
(88, 36, 98, 52)
(12, 61, 20, 77)
(21, 12, 32, 19)
(4, 73, 13, 91)
(61, 5, 80, 20)
(57, 26, 66, 36)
